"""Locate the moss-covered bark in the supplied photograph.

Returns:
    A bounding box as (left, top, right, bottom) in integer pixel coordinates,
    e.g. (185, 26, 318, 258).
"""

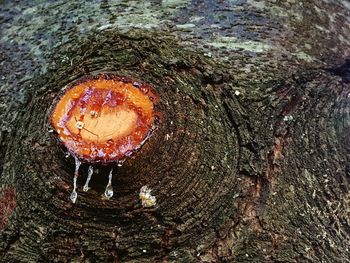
(0, 1, 350, 262)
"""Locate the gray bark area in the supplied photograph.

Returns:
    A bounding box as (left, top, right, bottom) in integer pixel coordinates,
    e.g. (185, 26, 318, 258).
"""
(0, 0, 350, 262)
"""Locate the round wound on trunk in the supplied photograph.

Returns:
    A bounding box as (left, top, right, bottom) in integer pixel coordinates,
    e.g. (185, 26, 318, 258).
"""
(50, 73, 159, 163)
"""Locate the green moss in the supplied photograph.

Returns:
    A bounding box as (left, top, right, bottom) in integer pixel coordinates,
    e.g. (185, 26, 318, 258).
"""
(293, 51, 315, 62)
(208, 36, 272, 52)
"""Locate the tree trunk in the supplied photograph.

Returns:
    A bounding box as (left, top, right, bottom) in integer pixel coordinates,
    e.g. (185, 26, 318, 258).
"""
(1, 1, 350, 262)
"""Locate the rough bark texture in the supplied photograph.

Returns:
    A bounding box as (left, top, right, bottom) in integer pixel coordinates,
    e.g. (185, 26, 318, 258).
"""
(0, 0, 350, 262)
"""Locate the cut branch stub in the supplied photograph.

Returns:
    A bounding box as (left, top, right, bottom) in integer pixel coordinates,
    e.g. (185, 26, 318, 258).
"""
(50, 73, 159, 163)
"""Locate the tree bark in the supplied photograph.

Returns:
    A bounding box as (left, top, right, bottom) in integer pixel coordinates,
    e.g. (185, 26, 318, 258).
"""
(0, 1, 350, 262)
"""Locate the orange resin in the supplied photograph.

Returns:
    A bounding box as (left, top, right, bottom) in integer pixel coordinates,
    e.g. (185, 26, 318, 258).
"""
(50, 74, 159, 163)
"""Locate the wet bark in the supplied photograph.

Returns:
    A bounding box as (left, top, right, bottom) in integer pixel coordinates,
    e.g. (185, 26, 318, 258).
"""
(0, 1, 350, 262)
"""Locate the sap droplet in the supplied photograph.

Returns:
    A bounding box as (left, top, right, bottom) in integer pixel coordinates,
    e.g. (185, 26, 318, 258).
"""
(133, 82, 141, 88)
(70, 157, 81, 203)
(106, 139, 114, 145)
(70, 191, 77, 203)
(76, 121, 84, 129)
(82, 147, 91, 155)
(90, 110, 98, 118)
(140, 86, 149, 94)
(104, 168, 114, 199)
(117, 159, 125, 167)
(125, 150, 133, 157)
(83, 165, 93, 192)
(97, 149, 105, 157)
(104, 186, 113, 198)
